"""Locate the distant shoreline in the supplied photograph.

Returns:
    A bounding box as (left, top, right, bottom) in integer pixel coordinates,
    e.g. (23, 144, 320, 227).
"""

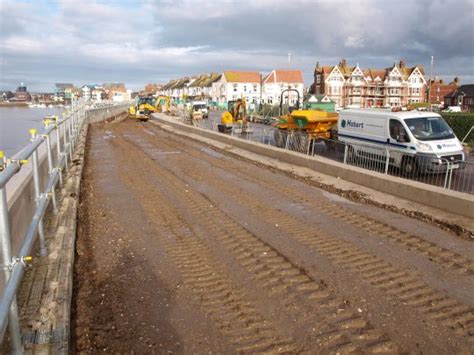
(0, 102, 29, 107)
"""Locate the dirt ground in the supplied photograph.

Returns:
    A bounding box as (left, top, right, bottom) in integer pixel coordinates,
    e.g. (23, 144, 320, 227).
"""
(72, 119, 474, 353)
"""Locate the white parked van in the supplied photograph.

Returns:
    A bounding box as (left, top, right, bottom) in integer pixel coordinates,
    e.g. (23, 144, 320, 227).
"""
(191, 101, 209, 118)
(337, 109, 465, 175)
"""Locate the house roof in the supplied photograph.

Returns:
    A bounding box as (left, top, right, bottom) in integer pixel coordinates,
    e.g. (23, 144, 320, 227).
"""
(264, 70, 303, 84)
(316, 59, 426, 83)
(448, 84, 474, 97)
(224, 71, 260, 83)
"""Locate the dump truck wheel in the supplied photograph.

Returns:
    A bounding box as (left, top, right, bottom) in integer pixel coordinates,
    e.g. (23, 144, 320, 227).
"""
(289, 132, 309, 153)
(274, 130, 285, 148)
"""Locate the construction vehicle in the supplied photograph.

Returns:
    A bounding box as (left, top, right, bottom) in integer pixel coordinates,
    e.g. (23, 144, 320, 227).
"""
(129, 95, 157, 121)
(218, 98, 251, 133)
(191, 100, 209, 119)
(274, 88, 339, 152)
(129, 95, 173, 121)
(156, 96, 171, 113)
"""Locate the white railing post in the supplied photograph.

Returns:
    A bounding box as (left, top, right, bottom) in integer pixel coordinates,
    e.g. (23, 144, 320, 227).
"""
(29, 129, 47, 256)
(0, 182, 23, 353)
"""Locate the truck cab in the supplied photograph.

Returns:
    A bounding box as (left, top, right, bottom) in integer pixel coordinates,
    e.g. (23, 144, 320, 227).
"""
(191, 101, 209, 118)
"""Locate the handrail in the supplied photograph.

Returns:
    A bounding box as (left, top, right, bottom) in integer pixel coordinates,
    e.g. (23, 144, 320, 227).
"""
(0, 99, 129, 352)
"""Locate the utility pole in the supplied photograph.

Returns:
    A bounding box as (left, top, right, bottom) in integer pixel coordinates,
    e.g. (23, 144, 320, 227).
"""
(429, 55, 434, 106)
(288, 52, 291, 90)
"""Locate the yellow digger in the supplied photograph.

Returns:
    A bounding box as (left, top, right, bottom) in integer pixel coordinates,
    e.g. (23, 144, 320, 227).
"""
(129, 95, 156, 121)
(218, 98, 250, 133)
(274, 88, 339, 152)
(156, 96, 171, 113)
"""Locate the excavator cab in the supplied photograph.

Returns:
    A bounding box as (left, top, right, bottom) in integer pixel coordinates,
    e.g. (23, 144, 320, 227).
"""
(218, 98, 250, 133)
(129, 95, 156, 122)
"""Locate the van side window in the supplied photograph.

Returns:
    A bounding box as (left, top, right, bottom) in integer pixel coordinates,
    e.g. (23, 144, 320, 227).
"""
(389, 119, 410, 142)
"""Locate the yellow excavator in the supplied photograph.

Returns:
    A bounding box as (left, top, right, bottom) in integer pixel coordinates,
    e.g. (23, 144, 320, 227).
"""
(274, 89, 339, 152)
(218, 98, 250, 133)
(129, 95, 172, 121)
(156, 96, 171, 113)
(129, 95, 156, 121)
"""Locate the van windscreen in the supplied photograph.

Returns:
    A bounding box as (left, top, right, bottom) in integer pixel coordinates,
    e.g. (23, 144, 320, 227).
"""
(404, 117, 455, 141)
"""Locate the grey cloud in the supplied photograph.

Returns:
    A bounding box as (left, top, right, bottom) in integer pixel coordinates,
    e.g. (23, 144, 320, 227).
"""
(0, 0, 472, 91)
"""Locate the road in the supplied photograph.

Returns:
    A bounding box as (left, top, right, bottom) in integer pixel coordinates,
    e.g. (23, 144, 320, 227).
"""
(73, 118, 474, 353)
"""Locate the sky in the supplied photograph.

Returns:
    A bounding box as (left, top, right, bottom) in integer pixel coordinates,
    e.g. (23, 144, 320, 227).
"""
(0, 0, 473, 92)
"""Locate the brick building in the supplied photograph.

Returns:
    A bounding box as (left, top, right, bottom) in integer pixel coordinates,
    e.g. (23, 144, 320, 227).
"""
(428, 77, 459, 106)
(310, 59, 427, 109)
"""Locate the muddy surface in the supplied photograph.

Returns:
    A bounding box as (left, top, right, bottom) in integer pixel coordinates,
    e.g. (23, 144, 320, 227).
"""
(72, 119, 474, 353)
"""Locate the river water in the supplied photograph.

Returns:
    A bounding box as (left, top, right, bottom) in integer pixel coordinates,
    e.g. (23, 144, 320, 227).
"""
(0, 107, 64, 156)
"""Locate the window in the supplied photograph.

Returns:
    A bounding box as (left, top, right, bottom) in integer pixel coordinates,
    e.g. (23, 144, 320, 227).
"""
(233, 84, 237, 92)
(389, 119, 410, 142)
(244, 85, 247, 92)
(316, 75, 321, 84)
(253, 85, 257, 92)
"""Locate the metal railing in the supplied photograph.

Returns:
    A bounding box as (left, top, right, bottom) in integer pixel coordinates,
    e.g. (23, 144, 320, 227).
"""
(183, 117, 473, 195)
(0, 100, 128, 352)
(270, 130, 473, 194)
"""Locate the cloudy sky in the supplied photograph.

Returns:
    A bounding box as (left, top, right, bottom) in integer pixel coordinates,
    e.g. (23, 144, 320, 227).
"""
(0, 0, 473, 92)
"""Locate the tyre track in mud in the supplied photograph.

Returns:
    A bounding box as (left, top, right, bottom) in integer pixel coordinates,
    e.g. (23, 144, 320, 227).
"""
(146, 123, 474, 276)
(133, 122, 474, 348)
(111, 139, 298, 353)
(75, 119, 473, 352)
(113, 125, 397, 352)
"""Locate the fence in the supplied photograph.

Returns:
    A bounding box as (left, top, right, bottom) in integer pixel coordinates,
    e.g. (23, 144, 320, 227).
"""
(0, 100, 128, 352)
(183, 116, 473, 195)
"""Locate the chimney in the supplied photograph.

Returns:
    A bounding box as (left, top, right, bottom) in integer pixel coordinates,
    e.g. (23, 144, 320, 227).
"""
(340, 58, 347, 68)
(439, 79, 444, 84)
(454, 77, 459, 85)
(316, 61, 320, 70)
(399, 60, 406, 68)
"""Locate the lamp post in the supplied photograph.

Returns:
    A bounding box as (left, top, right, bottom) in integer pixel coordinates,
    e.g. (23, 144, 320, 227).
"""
(429, 56, 434, 106)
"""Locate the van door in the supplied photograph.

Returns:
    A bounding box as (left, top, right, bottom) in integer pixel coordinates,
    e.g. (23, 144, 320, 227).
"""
(388, 119, 410, 166)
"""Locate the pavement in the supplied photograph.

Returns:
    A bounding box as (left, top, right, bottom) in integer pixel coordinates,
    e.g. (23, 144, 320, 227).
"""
(72, 118, 474, 353)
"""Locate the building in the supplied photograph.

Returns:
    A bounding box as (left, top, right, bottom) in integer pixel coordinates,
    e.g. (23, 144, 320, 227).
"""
(11, 83, 31, 102)
(311, 59, 427, 109)
(187, 73, 221, 100)
(82, 84, 105, 102)
(428, 77, 459, 106)
(103, 83, 128, 101)
(211, 71, 261, 107)
(444, 84, 474, 112)
(54, 83, 74, 102)
(262, 69, 304, 105)
(304, 94, 336, 112)
(0, 91, 14, 101)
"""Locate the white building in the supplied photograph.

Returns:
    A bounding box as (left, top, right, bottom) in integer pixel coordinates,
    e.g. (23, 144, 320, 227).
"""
(211, 71, 261, 108)
(262, 70, 304, 106)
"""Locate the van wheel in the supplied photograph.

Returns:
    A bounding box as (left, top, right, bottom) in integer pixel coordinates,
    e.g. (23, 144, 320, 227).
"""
(401, 156, 419, 177)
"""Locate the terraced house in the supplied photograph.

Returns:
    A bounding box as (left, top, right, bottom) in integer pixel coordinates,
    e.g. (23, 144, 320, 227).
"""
(310, 59, 427, 109)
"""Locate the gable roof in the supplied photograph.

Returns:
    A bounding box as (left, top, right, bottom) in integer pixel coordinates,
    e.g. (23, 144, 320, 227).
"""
(454, 84, 474, 96)
(264, 70, 303, 84)
(224, 71, 260, 83)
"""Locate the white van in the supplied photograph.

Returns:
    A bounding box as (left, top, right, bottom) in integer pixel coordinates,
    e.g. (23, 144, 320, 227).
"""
(337, 109, 465, 175)
(191, 101, 209, 118)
